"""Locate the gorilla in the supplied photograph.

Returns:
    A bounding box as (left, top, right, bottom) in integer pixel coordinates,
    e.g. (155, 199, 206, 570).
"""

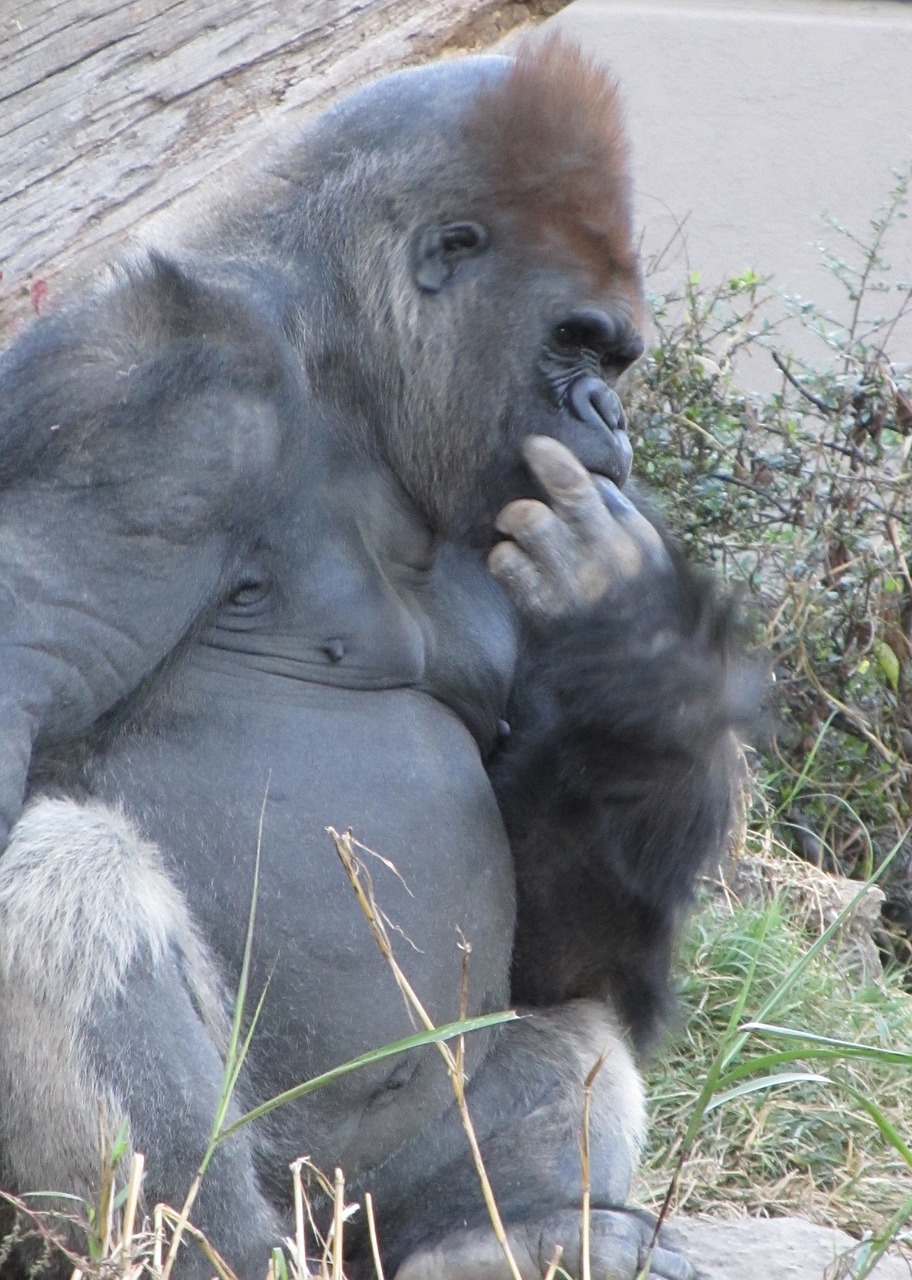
(0, 36, 751, 1280)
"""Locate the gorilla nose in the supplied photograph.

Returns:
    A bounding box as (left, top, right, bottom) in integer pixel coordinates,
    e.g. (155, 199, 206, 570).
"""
(569, 376, 626, 433)
(568, 375, 633, 487)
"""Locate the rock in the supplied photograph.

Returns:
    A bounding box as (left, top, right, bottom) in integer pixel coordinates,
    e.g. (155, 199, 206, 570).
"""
(671, 1215, 911, 1280)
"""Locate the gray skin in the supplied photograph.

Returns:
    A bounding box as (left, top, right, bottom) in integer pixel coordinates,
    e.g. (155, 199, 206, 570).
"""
(0, 51, 746, 1280)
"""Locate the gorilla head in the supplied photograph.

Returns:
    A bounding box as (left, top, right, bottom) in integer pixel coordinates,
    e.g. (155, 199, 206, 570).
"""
(269, 38, 644, 541)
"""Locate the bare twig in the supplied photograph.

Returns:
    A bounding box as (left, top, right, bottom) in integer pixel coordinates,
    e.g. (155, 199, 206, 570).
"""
(580, 1049, 609, 1280)
(290, 1158, 313, 1280)
(120, 1153, 145, 1271)
(771, 350, 836, 415)
(543, 1243, 564, 1280)
(886, 516, 912, 598)
(364, 1194, 385, 1280)
(332, 1168, 345, 1280)
(157, 1205, 240, 1280)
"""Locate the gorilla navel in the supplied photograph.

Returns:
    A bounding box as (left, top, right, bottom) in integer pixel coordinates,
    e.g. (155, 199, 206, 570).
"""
(227, 577, 272, 609)
(323, 638, 346, 663)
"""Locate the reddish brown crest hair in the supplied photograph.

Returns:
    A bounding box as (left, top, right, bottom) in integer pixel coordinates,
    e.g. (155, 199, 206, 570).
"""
(462, 35, 640, 300)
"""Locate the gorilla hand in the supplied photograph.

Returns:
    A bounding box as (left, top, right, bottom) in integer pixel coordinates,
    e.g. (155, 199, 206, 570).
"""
(487, 435, 671, 621)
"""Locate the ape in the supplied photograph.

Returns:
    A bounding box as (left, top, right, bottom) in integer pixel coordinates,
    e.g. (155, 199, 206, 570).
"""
(0, 36, 751, 1280)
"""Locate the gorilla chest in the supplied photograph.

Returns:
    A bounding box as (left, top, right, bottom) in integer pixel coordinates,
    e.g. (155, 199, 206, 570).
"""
(198, 476, 518, 754)
(77, 499, 519, 1117)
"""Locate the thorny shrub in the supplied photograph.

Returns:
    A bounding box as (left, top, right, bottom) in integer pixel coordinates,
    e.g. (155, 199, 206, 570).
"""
(630, 165, 912, 958)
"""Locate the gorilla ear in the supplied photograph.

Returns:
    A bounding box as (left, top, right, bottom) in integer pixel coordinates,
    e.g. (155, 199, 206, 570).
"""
(414, 222, 489, 292)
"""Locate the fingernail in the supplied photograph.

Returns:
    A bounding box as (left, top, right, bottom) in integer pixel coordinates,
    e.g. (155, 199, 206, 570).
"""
(595, 476, 636, 512)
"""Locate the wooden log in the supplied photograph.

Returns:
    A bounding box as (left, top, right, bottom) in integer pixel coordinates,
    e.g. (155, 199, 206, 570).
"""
(0, 0, 550, 337)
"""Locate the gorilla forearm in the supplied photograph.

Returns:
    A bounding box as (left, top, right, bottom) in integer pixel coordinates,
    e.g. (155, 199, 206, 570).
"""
(492, 563, 752, 1049)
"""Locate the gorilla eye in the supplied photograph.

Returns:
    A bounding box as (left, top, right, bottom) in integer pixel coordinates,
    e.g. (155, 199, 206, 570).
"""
(549, 309, 645, 375)
(440, 223, 487, 255)
(551, 318, 606, 354)
(227, 577, 271, 609)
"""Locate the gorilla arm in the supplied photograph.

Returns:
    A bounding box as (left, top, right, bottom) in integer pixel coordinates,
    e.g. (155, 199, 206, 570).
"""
(0, 259, 294, 849)
(488, 437, 756, 1049)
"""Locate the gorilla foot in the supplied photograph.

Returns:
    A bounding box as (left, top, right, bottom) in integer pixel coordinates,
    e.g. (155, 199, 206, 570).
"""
(393, 1210, 693, 1280)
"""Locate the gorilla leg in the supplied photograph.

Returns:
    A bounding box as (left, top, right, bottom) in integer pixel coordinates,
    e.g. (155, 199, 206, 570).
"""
(0, 797, 281, 1277)
(352, 1002, 690, 1280)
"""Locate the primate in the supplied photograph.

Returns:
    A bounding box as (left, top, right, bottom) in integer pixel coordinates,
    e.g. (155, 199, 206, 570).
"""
(0, 36, 752, 1280)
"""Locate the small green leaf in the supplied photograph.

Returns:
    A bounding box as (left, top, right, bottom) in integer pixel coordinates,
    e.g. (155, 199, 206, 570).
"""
(872, 638, 900, 691)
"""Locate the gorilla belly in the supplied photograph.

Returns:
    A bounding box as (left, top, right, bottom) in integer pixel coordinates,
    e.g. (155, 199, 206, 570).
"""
(89, 674, 515, 1173)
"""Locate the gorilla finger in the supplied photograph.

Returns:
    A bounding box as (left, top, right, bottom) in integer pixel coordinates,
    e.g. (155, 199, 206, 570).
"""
(521, 436, 611, 533)
(640, 1243, 694, 1280)
(487, 540, 546, 601)
(495, 498, 557, 541)
(495, 499, 579, 571)
(594, 477, 671, 566)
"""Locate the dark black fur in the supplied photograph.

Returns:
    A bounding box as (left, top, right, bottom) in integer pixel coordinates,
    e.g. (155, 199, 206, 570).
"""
(496, 549, 753, 1047)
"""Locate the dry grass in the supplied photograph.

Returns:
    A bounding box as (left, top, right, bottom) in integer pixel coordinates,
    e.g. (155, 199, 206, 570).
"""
(638, 840, 912, 1238)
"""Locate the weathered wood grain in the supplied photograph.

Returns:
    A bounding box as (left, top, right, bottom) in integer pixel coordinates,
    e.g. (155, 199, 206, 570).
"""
(0, 0, 514, 336)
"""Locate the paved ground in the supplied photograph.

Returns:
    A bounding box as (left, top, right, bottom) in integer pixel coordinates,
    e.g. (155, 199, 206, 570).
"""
(531, 0, 912, 389)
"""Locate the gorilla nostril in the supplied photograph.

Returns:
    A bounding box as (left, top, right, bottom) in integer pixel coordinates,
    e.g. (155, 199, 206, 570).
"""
(625, 331, 646, 365)
(592, 384, 626, 433)
(569, 376, 626, 434)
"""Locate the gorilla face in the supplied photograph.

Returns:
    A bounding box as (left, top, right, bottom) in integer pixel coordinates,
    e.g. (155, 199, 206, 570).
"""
(400, 214, 645, 543)
(414, 216, 643, 469)
(306, 43, 648, 545)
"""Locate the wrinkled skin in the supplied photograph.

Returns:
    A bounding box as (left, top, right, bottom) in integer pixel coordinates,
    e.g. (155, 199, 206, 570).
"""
(0, 39, 752, 1280)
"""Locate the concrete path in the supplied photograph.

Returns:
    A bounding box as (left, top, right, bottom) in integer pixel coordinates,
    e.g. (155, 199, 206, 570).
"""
(534, 0, 912, 388)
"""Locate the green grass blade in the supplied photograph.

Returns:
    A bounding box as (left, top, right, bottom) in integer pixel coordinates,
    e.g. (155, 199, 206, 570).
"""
(218, 1010, 518, 1142)
(741, 1023, 912, 1066)
(843, 1085, 912, 1168)
(706, 1071, 832, 1112)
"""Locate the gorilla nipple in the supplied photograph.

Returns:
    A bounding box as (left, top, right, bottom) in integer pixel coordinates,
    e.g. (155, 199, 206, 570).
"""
(323, 638, 346, 663)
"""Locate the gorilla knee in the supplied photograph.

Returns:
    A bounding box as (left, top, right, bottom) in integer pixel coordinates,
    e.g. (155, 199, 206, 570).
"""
(0, 797, 227, 1202)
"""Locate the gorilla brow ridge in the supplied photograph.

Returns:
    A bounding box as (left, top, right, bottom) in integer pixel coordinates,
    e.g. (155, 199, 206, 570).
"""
(461, 35, 640, 295)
